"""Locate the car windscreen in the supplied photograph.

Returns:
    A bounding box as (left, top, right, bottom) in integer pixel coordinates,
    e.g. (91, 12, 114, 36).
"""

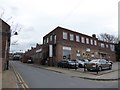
(90, 60, 99, 63)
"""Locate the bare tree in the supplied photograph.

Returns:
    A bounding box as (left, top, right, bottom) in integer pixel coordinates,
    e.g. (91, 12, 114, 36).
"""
(0, 10, 4, 18)
(0, 12, 23, 46)
(0, 9, 22, 36)
(97, 33, 118, 43)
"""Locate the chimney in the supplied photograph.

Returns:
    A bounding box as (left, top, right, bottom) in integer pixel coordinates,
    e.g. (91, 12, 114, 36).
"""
(36, 43, 39, 47)
(92, 34, 96, 38)
(31, 47, 33, 49)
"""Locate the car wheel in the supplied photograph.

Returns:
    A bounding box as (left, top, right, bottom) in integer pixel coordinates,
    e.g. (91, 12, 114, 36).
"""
(87, 69, 90, 71)
(79, 64, 82, 68)
(98, 66, 102, 71)
(109, 65, 112, 70)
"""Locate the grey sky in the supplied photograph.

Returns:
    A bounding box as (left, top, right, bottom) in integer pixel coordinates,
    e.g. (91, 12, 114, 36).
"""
(0, 0, 119, 53)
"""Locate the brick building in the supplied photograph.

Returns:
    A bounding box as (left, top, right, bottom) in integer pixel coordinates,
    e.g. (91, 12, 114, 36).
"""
(43, 26, 116, 66)
(0, 19, 11, 71)
(22, 26, 116, 66)
(22, 44, 43, 64)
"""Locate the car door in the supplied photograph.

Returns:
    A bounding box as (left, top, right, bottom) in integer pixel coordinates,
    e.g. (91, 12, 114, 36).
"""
(104, 60, 110, 69)
(100, 59, 106, 69)
(102, 59, 108, 69)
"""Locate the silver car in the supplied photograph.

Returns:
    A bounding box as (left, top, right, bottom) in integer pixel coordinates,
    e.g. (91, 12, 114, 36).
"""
(77, 59, 90, 68)
(85, 59, 112, 71)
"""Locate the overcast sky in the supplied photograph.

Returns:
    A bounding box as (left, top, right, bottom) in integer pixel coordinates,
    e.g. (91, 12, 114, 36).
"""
(0, 0, 119, 53)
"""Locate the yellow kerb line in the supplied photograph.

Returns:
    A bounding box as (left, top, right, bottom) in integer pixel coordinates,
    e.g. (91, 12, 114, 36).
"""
(14, 69, 25, 89)
(12, 65, 29, 89)
(17, 72, 29, 88)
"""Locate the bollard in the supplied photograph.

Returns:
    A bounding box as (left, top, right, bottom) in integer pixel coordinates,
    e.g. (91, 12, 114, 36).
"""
(6, 61, 9, 70)
(96, 64, 99, 74)
(75, 61, 77, 70)
(84, 64, 86, 72)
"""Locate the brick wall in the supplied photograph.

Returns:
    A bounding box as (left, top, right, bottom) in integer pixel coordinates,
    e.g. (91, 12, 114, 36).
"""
(0, 19, 10, 71)
(43, 26, 116, 65)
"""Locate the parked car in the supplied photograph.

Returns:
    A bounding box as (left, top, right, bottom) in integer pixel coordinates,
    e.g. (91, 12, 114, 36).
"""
(76, 59, 90, 68)
(57, 60, 79, 69)
(27, 59, 34, 64)
(85, 59, 112, 71)
(104, 59, 113, 64)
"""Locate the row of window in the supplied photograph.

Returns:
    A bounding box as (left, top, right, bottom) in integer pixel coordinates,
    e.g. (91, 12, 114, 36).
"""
(100, 43, 115, 51)
(63, 32, 97, 45)
(63, 32, 115, 51)
(43, 35, 56, 44)
(43, 32, 115, 52)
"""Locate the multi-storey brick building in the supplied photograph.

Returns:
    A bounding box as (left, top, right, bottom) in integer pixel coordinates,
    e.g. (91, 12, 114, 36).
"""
(43, 26, 116, 66)
(0, 19, 11, 71)
(22, 26, 116, 66)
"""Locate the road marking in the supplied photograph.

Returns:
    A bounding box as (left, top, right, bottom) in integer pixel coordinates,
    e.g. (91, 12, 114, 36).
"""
(17, 72, 29, 88)
(11, 64, 30, 90)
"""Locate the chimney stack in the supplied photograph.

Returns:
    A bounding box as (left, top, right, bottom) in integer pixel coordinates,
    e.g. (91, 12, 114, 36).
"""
(92, 34, 96, 38)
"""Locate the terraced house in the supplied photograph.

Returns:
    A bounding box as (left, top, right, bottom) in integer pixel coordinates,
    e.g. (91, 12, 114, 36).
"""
(42, 26, 116, 66)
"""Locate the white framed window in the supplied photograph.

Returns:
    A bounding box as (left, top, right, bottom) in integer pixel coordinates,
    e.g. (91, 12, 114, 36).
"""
(110, 44, 115, 51)
(86, 38, 89, 44)
(63, 32, 67, 40)
(76, 35, 80, 42)
(44, 39, 46, 44)
(90, 39, 93, 45)
(50, 35, 52, 41)
(106, 44, 109, 48)
(101, 43, 105, 48)
(94, 40, 97, 46)
(63, 46, 71, 60)
(70, 34, 74, 41)
(47, 37, 48, 43)
(81, 37, 85, 43)
(54, 35, 56, 44)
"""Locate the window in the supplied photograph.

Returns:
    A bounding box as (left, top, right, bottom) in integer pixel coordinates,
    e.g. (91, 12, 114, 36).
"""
(101, 43, 105, 48)
(50, 35, 52, 41)
(94, 40, 97, 46)
(90, 39, 93, 45)
(63, 32, 67, 40)
(81, 37, 85, 43)
(63, 46, 71, 60)
(106, 44, 109, 48)
(86, 38, 89, 44)
(44, 39, 46, 44)
(54, 35, 56, 44)
(70, 34, 74, 41)
(76, 35, 80, 42)
(47, 37, 48, 43)
(110, 44, 115, 51)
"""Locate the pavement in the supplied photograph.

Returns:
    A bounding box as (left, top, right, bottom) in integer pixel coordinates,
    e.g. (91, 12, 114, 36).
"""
(0, 60, 2, 90)
(2, 63, 18, 89)
(1, 61, 119, 89)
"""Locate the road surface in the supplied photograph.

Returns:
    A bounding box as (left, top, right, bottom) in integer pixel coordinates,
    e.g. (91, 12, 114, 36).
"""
(10, 61, 118, 88)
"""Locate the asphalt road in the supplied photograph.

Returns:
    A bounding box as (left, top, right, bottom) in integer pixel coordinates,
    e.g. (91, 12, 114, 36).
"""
(10, 61, 118, 88)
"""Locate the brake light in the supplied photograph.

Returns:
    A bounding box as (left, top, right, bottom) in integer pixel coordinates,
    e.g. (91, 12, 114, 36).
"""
(91, 63, 96, 65)
(91, 63, 96, 67)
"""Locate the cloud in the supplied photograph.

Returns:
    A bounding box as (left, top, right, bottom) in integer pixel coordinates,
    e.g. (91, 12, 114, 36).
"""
(0, 0, 119, 52)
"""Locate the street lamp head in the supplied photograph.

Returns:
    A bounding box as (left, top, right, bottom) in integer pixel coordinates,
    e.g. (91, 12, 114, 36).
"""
(14, 32, 18, 35)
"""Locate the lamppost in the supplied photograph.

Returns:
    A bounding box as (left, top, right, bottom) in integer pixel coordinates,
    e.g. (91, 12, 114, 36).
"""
(6, 31, 18, 70)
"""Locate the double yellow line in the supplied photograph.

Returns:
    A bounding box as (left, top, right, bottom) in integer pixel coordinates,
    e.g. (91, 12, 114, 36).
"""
(11, 64, 29, 90)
